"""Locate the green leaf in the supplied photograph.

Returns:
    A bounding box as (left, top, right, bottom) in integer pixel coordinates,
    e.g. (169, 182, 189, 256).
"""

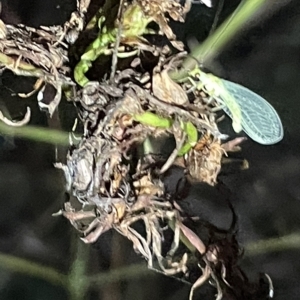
(177, 121, 198, 156)
(133, 112, 173, 128)
(182, 121, 198, 145)
(177, 143, 192, 156)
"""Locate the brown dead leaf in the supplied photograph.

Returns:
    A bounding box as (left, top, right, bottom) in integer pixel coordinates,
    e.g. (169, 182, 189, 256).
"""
(133, 174, 164, 196)
(152, 70, 188, 105)
(0, 19, 7, 39)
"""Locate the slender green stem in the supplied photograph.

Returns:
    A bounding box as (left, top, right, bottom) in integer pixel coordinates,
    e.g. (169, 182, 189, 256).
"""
(87, 263, 155, 286)
(67, 238, 90, 300)
(0, 252, 153, 293)
(170, 0, 268, 81)
(0, 122, 69, 145)
(245, 232, 300, 256)
(0, 252, 68, 288)
(0, 232, 299, 297)
(74, 2, 152, 86)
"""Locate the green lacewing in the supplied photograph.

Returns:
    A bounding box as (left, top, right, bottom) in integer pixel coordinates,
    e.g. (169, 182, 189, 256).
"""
(187, 0, 284, 145)
(196, 68, 284, 145)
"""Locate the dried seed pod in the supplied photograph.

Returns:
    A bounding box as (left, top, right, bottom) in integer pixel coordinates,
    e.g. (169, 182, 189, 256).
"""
(185, 133, 225, 185)
(57, 136, 127, 205)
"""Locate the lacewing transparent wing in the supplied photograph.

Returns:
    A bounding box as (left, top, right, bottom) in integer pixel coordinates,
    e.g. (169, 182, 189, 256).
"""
(220, 79, 284, 145)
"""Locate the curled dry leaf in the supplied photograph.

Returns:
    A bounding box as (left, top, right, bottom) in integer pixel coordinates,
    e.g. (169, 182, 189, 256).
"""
(133, 173, 164, 196)
(152, 70, 189, 105)
(0, 19, 7, 39)
(0, 107, 31, 127)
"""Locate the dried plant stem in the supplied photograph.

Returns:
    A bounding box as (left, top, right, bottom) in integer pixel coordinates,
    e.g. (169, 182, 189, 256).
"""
(0, 52, 44, 77)
(168, 218, 196, 254)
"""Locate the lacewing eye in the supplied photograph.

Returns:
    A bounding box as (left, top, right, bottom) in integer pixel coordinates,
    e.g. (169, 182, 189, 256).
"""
(220, 79, 284, 145)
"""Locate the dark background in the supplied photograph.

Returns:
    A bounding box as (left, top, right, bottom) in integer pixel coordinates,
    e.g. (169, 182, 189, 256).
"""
(0, 0, 299, 299)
